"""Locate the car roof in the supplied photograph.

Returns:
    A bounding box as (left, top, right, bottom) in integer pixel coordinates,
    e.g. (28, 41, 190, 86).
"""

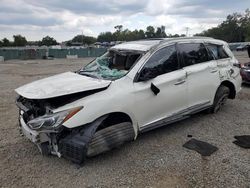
(111, 37, 226, 52)
(110, 39, 162, 52)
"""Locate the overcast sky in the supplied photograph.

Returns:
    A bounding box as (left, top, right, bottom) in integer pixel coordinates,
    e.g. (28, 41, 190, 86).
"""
(0, 0, 249, 42)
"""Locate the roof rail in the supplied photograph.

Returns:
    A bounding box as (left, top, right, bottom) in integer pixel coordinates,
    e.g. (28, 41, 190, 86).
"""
(138, 38, 165, 41)
(138, 36, 214, 42)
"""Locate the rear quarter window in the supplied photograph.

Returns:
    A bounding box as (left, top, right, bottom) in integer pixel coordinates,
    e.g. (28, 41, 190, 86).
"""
(205, 44, 229, 60)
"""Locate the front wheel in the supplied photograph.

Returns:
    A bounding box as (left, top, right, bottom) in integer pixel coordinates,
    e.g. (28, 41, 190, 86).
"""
(208, 86, 230, 113)
(87, 122, 135, 157)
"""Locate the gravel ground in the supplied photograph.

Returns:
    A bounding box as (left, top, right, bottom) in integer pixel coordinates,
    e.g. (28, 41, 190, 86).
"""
(0, 52, 250, 188)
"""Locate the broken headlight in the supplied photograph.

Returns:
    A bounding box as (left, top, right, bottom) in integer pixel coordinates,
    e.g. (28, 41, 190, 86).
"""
(27, 106, 83, 130)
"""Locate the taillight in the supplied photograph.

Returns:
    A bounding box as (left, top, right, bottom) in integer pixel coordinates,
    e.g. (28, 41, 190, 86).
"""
(240, 63, 246, 68)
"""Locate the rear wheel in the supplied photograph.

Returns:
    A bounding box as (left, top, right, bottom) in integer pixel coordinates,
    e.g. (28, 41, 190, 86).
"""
(87, 122, 135, 157)
(208, 86, 230, 113)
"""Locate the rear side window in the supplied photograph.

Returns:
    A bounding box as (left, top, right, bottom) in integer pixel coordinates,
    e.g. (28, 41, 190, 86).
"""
(143, 45, 179, 76)
(206, 44, 229, 59)
(178, 43, 212, 67)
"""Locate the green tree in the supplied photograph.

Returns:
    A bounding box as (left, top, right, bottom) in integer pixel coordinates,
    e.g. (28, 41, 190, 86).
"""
(66, 35, 96, 46)
(113, 25, 124, 41)
(97, 32, 114, 42)
(145, 26, 155, 38)
(41, 36, 58, 46)
(13, 35, 27, 46)
(2, 38, 10, 47)
(155, 26, 167, 38)
(138, 29, 145, 39)
(240, 9, 250, 41)
(114, 25, 123, 32)
(97, 29, 145, 42)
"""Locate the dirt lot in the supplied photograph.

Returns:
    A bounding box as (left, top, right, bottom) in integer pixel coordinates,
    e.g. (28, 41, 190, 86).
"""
(0, 52, 250, 188)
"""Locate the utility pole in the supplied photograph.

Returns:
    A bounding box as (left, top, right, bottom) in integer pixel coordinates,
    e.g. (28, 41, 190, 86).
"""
(185, 27, 189, 37)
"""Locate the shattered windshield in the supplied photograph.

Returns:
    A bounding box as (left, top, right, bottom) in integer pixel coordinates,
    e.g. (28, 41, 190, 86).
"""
(78, 50, 141, 80)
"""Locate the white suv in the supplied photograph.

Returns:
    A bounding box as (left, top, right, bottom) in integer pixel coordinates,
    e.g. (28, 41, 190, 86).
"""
(16, 37, 241, 164)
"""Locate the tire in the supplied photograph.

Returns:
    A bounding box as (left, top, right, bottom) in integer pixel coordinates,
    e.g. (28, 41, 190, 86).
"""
(208, 86, 230, 113)
(87, 122, 135, 157)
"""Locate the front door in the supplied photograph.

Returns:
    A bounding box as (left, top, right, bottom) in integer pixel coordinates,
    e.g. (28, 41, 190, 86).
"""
(132, 44, 188, 132)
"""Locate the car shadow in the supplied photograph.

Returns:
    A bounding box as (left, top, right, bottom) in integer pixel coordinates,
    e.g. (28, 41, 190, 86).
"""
(242, 83, 250, 88)
(86, 111, 210, 165)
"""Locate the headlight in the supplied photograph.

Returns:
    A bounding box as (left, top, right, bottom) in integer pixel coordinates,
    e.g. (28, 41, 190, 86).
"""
(27, 106, 83, 130)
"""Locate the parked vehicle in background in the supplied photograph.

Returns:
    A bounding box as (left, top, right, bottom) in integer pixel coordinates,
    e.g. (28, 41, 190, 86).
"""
(15, 37, 242, 164)
(236, 44, 248, 51)
(240, 62, 250, 84)
(239, 45, 250, 83)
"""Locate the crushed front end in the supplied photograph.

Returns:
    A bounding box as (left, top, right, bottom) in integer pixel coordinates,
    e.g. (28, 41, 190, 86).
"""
(16, 95, 90, 163)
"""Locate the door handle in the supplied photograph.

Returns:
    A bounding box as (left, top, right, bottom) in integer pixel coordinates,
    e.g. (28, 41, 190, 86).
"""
(174, 79, 186, 85)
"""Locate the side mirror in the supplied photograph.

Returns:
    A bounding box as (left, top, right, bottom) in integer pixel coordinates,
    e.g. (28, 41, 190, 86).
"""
(139, 67, 157, 81)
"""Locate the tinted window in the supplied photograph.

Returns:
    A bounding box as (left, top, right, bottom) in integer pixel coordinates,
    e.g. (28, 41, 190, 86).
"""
(206, 44, 229, 59)
(143, 45, 179, 77)
(178, 43, 212, 67)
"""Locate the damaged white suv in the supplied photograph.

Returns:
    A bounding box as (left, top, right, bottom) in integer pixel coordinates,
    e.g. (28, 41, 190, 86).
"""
(16, 37, 241, 164)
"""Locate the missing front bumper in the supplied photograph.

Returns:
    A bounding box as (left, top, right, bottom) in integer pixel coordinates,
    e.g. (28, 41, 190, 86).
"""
(19, 114, 107, 164)
(19, 116, 61, 157)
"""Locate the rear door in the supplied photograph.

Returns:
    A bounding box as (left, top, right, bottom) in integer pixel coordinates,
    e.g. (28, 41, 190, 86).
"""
(177, 42, 220, 110)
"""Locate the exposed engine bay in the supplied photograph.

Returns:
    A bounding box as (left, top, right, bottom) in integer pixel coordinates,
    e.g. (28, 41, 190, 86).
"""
(16, 87, 107, 122)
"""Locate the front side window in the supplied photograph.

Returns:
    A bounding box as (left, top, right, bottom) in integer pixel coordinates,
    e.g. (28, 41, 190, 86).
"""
(206, 44, 229, 60)
(142, 45, 179, 77)
(178, 43, 212, 67)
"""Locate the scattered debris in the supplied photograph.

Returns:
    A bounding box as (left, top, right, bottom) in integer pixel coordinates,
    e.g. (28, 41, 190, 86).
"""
(183, 138, 218, 156)
(233, 135, 250, 149)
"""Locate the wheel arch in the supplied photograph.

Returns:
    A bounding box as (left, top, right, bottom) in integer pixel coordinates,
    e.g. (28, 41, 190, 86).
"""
(220, 80, 236, 99)
(94, 111, 137, 138)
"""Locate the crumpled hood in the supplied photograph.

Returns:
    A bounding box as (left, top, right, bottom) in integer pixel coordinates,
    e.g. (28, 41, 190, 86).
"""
(15, 72, 111, 99)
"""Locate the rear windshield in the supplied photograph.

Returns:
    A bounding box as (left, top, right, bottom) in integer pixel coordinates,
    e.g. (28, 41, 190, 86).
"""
(78, 50, 141, 80)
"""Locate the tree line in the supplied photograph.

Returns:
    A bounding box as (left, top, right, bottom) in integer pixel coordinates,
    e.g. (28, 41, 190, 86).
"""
(0, 9, 249, 47)
(96, 25, 186, 42)
(0, 35, 58, 47)
(0, 26, 185, 47)
(195, 9, 250, 42)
